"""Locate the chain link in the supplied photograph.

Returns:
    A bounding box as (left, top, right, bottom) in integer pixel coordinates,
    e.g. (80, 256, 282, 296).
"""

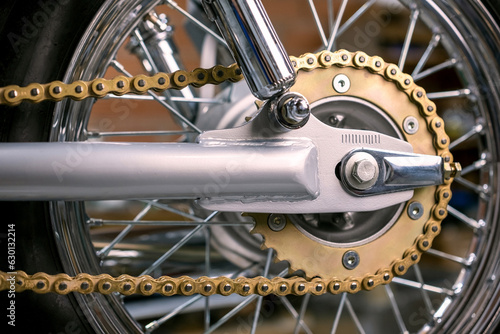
(0, 50, 456, 296)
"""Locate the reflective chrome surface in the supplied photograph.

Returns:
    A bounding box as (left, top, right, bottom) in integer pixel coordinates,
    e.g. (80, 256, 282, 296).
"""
(341, 148, 448, 196)
(203, 0, 296, 99)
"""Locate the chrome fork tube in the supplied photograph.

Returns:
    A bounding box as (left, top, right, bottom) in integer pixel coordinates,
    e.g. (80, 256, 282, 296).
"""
(202, 0, 296, 100)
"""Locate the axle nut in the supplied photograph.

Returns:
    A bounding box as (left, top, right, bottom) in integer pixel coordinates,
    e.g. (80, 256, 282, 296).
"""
(344, 152, 379, 190)
(352, 159, 377, 183)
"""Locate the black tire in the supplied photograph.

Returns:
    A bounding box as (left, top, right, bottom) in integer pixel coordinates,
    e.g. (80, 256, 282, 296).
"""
(0, 1, 104, 333)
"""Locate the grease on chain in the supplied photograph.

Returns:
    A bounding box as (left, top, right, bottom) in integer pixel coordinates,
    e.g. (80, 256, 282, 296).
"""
(0, 50, 455, 296)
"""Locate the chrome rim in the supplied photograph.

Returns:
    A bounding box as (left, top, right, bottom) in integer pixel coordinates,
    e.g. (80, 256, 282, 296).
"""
(48, 0, 500, 333)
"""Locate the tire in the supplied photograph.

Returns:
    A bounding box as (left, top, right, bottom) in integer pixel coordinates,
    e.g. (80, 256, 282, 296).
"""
(0, 0, 500, 333)
(0, 1, 139, 333)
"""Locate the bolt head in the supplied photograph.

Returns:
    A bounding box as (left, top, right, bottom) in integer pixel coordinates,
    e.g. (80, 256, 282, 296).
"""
(352, 159, 377, 183)
(333, 74, 350, 93)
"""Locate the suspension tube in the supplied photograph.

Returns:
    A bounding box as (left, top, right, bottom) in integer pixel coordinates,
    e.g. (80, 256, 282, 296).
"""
(202, 0, 296, 99)
(0, 142, 318, 201)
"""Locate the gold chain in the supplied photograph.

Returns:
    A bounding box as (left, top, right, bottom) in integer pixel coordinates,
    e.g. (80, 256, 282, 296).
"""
(0, 64, 243, 105)
(0, 50, 457, 296)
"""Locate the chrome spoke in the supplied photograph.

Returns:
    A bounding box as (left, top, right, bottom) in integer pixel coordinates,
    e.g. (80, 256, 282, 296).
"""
(327, 0, 334, 34)
(307, 0, 328, 47)
(205, 295, 259, 334)
(345, 297, 366, 334)
(385, 284, 409, 334)
(449, 122, 484, 150)
(133, 28, 160, 73)
(142, 200, 205, 222)
(392, 277, 454, 295)
(427, 88, 471, 100)
(330, 293, 347, 334)
(460, 157, 489, 177)
(281, 294, 313, 334)
(139, 211, 219, 276)
(145, 294, 204, 333)
(164, 0, 227, 46)
(96, 201, 155, 258)
(250, 249, 274, 334)
(337, 0, 376, 37)
(103, 94, 224, 104)
(326, 0, 349, 51)
(110, 60, 202, 134)
(413, 264, 435, 315)
(412, 34, 441, 77)
(412, 58, 457, 81)
(204, 268, 288, 334)
(87, 130, 195, 138)
(145, 265, 256, 333)
(398, 8, 420, 71)
(426, 248, 475, 266)
(454, 176, 489, 197)
(447, 205, 484, 230)
(87, 218, 253, 227)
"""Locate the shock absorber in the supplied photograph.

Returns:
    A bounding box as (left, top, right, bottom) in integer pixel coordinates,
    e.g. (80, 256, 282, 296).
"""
(202, 0, 296, 100)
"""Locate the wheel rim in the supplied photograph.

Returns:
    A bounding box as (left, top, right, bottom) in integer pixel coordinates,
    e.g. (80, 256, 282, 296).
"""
(47, 0, 500, 332)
